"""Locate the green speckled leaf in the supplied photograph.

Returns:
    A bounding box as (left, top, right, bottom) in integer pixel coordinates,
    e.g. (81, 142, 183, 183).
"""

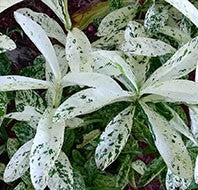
(54, 88, 132, 122)
(7, 138, 20, 159)
(73, 169, 86, 190)
(0, 163, 5, 180)
(97, 6, 138, 37)
(16, 8, 66, 45)
(141, 103, 193, 179)
(14, 182, 26, 190)
(0, 75, 49, 91)
(66, 28, 92, 72)
(95, 106, 134, 170)
(120, 37, 175, 57)
(166, 169, 191, 190)
(143, 35, 198, 89)
(0, 92, 7, 117)
(48, 151, 73, 190)
(30, 109, 65, 190)
(4, 140, 32, 182)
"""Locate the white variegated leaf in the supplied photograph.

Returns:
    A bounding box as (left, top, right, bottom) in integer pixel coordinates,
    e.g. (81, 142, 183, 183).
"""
(120, 37, 175, 57)
(53, 88, 133, 122)
(30, 109, 65, 190)
(0, 0, 23, 13)
(167, 105, 197, 145)
(164, 0, 198, 28)
(92, 30, 124, 49)
(195, 157, 198, 184)
(144, 4, 168, 32)
(93, 50, 138, 91)
(3, 140, 33, 182)
(15, 90, 45, 113)
(16, 8, 66, 45)
(61, 72, 123, 92)
(141, 94, 168, 103)
(141, 80, 198, 104)
(132, 160, 147, 175)
(92, 54, 121, 77)
(159, 26, 191, 44)
(97, 6, 138, 37)
(41, 0, 70, 27)
(48, 151, 73, 190)
(5, 106, 41, 123)
(143, 36, 198, 88)
(0, 33, 16, 53)
(95, 106, 134, 170)
(14, 12, 61, 81)
(189, 106, 198, 138)
(0, 76, 49, 91)
(141, 102, 193, 179)
(66, 28, 92, 72)
(54, 45, 68, 78)
(125, 21, 146, 40)
(166, 169, 191, 190)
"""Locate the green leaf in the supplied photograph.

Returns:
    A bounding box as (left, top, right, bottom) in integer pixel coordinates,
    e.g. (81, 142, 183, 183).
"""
(0, 92, 7, 116)
(0, 163, 5, 180)
(141, 80, 198, 104)
(116, 155, 131, 188)
(138, 157, 166, 187)
(0, 144, 6, 155)
(97, 6, 138, 36)
(143, 36, 198, 88)
(62, 128, 75, 154)
(108, 0, 123, 11)
(14, 12, 61, 81)
(141, 103, 193, 179)
(73, 169, 86, 190)
(54, 88, 132, 122)
(14, 182, 26, 190)
(0, 33, 16, 53)
(0, 75, 49, 91)
(6, 138, 20, 158)
(0, 53, 12, 75)
(30, 109, 65, 190)
(164, 0, 198, 28)
(48, 151, 73, 190)
(66, 28, 92, 72)
(16, 8, 66, 45)
(120, 37, 175, 57)
(12, 122, 36, 145)
(95, 106, 134, 170)
(93, 174, 117, 188)
(4, 140, 32, 182)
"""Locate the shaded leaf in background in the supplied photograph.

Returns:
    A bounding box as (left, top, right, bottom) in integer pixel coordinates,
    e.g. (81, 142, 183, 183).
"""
(6, 138, 20, 158)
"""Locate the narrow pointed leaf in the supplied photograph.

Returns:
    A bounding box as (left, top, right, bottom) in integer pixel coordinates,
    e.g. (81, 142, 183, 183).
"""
(95, 106, 134, 170)
(93, 50, 138, 90)
(0, 33, 16, 53)
(14, 12, 61, 80)
(3, 140, 33, 183)
(141, 80, 198, 104)
(48, 151, 73, 190)
(143, 36, 198, 88)
(132, 160, 147, 175)
(66, 28, 92, 72)
(0, 92, 7, 117)
(120, 37, 175, 57)
(16, 8, 66, 45)
(30, 109, 65, 190)
(54, 88, 133, 122)
(141, 103, 193, 179)
(166, 169, 191, 190)
(97, 6, 137, 37)
(164, 0, 198, 28)
(61, 72, 123, 91)
(0, 75, 49, 91)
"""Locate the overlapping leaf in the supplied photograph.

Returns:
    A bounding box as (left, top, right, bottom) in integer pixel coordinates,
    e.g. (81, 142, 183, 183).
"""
(0, 0, 23, 13)
(0, 33, 16, 53)
(95, 106, 134, 170)
(30, 109, 65, 190)
(141, 103, 193, 179)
